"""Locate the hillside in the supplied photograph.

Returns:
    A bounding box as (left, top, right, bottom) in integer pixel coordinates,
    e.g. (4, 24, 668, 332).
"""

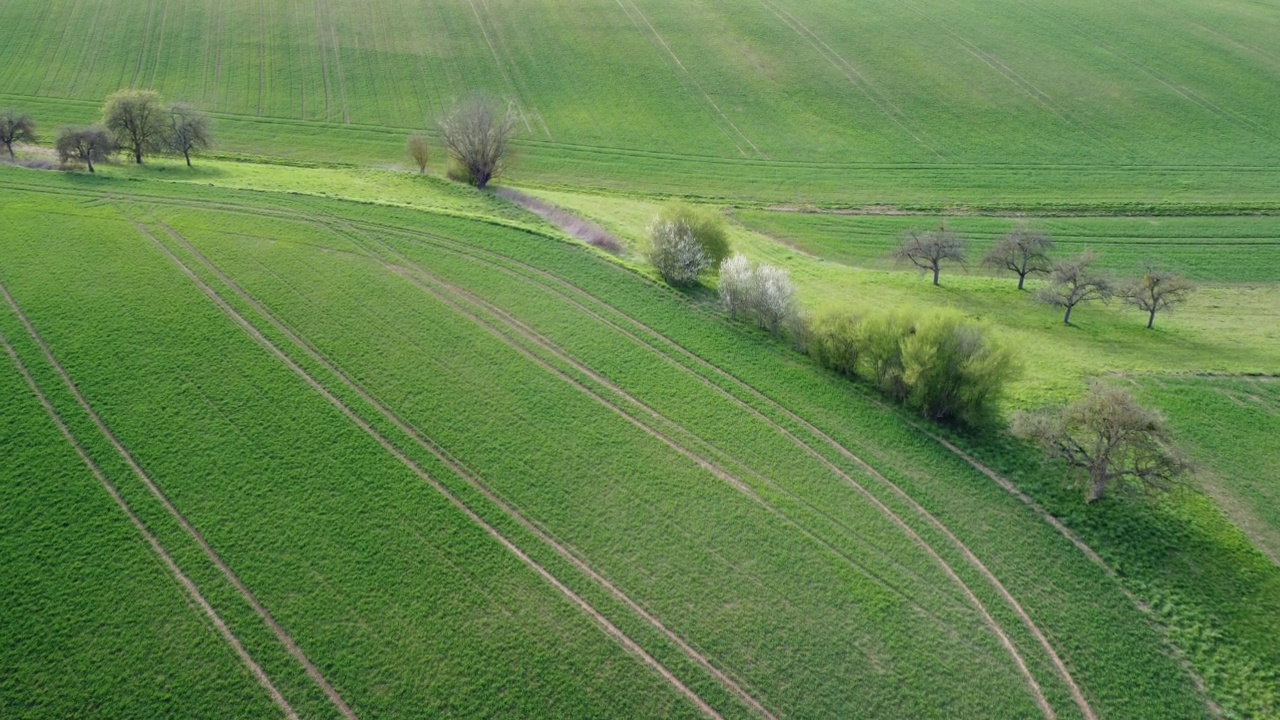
(2, 1, 1279, 718)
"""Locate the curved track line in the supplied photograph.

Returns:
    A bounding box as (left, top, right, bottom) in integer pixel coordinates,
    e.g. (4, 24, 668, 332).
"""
(0, 330, 300, 720)
(365, 222, 1097, 719)
(335, 227, 1058, 718)
(154, 221, 777, 720)
(136, 222, 728, 720)
(0, 280, 360, 720)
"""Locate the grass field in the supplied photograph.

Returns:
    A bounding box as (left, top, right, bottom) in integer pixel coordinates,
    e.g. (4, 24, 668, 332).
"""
(3, 0, 1280, 717)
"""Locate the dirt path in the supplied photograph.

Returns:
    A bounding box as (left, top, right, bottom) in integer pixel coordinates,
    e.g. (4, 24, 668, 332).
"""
(155, 221, 776, 719)
(0, 326, 299, 720)
(0, 278, 359, 720)
(138, 223, 729, 720)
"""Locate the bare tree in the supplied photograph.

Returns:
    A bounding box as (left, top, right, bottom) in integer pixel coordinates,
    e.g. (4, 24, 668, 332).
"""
(55, 126, 115, 173)
(0, 109, 37, 158)
(983, 228, 1054, 290)
(1014, 382, 1192, 503)
(437, 96, 517, 189)
(1126, 267, 1195, 329)
(649, 219, 711, 287)
(893, 226, 967, 286)
(164, 103, 213, 167)
(1037, 250, 1113, 324)
(406, 133, 431, 174)
(103, 89, 166, 164)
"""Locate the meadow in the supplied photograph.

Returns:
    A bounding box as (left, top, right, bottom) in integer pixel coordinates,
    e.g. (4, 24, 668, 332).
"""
(3, 0, 1280, 717)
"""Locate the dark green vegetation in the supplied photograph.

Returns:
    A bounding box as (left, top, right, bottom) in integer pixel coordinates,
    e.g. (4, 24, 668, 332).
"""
(3, 0, 1279, 716)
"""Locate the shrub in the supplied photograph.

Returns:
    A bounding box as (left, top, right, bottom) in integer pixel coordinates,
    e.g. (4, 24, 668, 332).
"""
(809, 310, 863, 376)
(810, 309, 1017, 427)
(716, 254, 799, 337)
(658, 202, 730, 263)
(649, 220, 711, 287)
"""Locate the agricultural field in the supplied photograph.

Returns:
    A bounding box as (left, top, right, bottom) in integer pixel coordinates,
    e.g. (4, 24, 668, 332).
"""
(3, 0, 1280, 717)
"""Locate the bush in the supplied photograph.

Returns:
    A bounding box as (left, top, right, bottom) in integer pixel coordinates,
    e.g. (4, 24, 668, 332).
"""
(809, 308, 1017, 427)
(649, 219, 711, 287)
(716, 254, 799, 337)
(809, 310, 862, 376)
(658, 202, 730, 263)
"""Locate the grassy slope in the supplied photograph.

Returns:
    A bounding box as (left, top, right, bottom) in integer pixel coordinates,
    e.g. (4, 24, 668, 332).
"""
(0, 355, 280, 719)
(2, 0, 1280, 202)
(0, 188, 713, 719)
(0, 167, 1226, 717)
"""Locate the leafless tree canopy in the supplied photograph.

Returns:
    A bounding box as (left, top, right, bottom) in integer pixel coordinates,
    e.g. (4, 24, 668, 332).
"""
(892, 226, 967, 286)
(1037, 250, 1113, 324)
(103, 89, 166, 164)
(55, 126, 115, 173)
(0, 109, 37, 158)
(437, 97, 517, 189)
(406, 133, 431, 174)
(983, 228, 1054, 290)
(165, 103, 213, 167)
(1014, 382, 1192, 502)
(1126, 267, 1195, 329)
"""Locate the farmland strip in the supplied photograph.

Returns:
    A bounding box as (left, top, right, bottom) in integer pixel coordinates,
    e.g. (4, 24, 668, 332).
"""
(138, 221, 730, 720)
(366, 220, 1097, 719)
(0, 279, 360, 720)
(0, 329, 300, 720)
(342, 228, 1061, 720)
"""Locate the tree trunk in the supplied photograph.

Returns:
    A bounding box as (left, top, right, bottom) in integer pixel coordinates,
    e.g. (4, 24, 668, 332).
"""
(184, 149, 192, 167)
(135, 147, 142, 164)
(1063, 303, 1073, 324)
(1147, 308, 1156, 329)
(932, 265, 940, 286)
(1086, 471, 1107, 503)
(1017, 272, 1026, 290)
(4, 142, 12, 158)
(86, 157, 95, 173)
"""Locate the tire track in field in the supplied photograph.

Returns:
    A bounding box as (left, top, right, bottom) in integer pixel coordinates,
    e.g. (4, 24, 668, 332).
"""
(0, 328, 301, 720)
(344, 226, 1067, 720)
(753, 0, 945, 161)
(464, 0, 536, 136)
(0, 277, 360, 720)
(154, 221, 775, 720)
(363, 221, 1102, 720)
(612, 0, 762, 158)
(129, 0, 158, 89)
(345, 225, 987, 615)
(477, 0, 553, 139)
(139, 222, 731, 720)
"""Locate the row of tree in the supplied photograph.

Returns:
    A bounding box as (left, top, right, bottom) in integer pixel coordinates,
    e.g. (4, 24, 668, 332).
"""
(894, 227, 1195, 328)
(1, 90, 213, 173)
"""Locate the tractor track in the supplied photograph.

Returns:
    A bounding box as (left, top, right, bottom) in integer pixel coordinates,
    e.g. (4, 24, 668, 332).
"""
(136, 221, 732, 720)
(0, 277, 360, 720)
(0, 327, 301, 720)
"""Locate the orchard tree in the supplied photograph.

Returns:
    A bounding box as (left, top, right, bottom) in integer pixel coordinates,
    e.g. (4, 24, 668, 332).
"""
(983, 228, 1054, 290)
(893, 226, 967, 286)
(1038, 250, 1113, 324)
(103, 89, 166, 164)
(437, 96, 517, 189)
(0, 109, 37, 158)
(1126, 267, 1195, 329)
(165, 103, 213, 167)
(658, 202, 730, 264)
(55, 126, 114, 173)
(1014, 382, 1192, 503)
(649, 219, 711, 287)
(407, 132, 431, 174)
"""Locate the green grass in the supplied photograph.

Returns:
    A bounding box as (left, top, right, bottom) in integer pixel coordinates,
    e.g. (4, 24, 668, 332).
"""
(3, 0, 1280, 203)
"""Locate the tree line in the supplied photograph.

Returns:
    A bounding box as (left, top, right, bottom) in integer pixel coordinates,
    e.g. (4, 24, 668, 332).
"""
(893, 225, 1196, 329)
(2, 90, 213, 173)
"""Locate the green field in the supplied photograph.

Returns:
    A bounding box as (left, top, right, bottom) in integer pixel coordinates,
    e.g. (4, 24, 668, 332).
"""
(3, 0, 1280, 717)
